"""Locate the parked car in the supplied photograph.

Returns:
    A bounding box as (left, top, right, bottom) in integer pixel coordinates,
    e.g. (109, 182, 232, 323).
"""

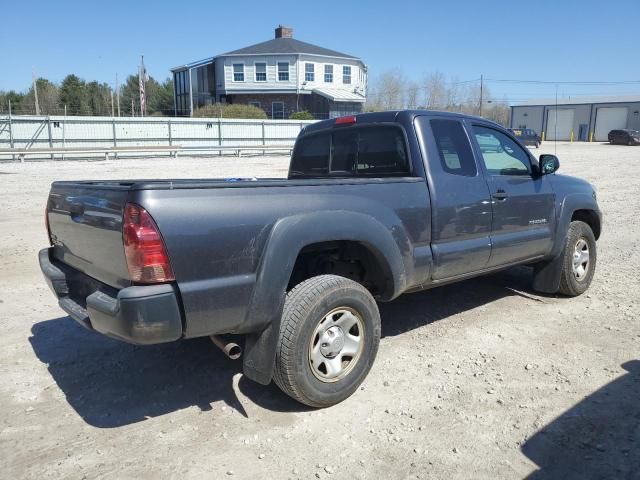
(608, 129, 640, 145)
(40, 111, 602, 407)
(510, 128, 541, 148)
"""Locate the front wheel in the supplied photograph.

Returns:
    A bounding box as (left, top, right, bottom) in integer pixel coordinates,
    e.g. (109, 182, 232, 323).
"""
(558, 221, 597, 296)
(273, 275, 381, 407)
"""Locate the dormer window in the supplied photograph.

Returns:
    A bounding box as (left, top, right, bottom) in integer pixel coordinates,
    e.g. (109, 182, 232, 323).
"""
(233, 63, 244, 82)
(305, 63, 314, 82)
(278, 62, 289, 81)
(343, 66, 351, 84)
(324, 65, 333, 83)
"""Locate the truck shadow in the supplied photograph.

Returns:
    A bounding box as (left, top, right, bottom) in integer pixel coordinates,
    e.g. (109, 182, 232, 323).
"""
(380, 266, 542, 338)
(29, 319, 305, 428)
(521, 360, 640, 479)
(30, 266, 544, 427)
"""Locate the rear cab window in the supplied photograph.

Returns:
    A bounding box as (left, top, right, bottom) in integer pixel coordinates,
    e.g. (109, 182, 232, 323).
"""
(429, 119, 477, 177)
(289, 125, 410, 178)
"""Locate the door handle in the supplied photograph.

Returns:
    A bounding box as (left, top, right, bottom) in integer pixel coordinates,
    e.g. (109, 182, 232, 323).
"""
(492, 190, 508, 201)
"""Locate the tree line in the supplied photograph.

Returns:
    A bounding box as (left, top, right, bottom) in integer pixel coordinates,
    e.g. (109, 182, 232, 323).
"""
(0, 74, 174, 116)
(366, 69, 510, 126)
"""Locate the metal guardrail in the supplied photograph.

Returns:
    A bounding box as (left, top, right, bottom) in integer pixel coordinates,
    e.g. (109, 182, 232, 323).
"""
(0, 144, 295, 161)
(0, 114, 311, 161)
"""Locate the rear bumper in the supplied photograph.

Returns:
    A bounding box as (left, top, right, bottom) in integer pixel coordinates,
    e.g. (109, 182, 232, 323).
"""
(39, 248, 183, 345)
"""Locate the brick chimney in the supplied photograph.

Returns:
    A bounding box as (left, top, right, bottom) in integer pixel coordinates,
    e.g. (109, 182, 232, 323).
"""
(275, 25, 293, 39)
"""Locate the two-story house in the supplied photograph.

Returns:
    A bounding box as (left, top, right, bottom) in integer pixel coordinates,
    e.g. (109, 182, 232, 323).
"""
(171, 26, 367, 119)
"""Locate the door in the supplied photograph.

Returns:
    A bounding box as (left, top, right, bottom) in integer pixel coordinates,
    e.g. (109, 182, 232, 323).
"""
(546, 109, 574, 140)
(272, 102, 285, 119)
(415, 116, 492, 280)
(595, 107, 628, 141)
(578, 124, 588, 142)
(470, 124, 556, 267)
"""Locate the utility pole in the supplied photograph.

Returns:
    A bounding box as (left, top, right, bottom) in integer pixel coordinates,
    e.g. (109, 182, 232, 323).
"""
(32, 70, 40, 115)
(115, 73, 121, 117)
(479, 74, 483, 117)
(110, 90, 115, 117)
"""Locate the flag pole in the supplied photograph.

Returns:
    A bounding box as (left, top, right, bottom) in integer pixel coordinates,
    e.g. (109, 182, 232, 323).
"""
(139, 55, 146, 117)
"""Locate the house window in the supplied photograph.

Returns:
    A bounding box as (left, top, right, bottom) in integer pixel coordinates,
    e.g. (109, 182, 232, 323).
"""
(249, 101, 261, 109)
(233, 64, 244, 82)
(305, 63, 314, 82)
(255, 63, 267, 82)
(278, 62, 289, 81)
(343, 66, 351, 84)
(324, 65, 333, 83)
(272, 102, 285, 119)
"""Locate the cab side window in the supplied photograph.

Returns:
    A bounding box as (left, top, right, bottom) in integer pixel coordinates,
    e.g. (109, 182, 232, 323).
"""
(430, 119, 477, 177)
(473, 126, 531, 176)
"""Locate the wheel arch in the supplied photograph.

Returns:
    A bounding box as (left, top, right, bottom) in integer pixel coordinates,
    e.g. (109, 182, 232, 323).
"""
(242, 210, 409, 385)
(533, 194, 601, 294)
(571, 209, 601, 240)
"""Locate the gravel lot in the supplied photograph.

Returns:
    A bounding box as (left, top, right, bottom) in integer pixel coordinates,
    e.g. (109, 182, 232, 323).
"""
(1, 142, 639, 479)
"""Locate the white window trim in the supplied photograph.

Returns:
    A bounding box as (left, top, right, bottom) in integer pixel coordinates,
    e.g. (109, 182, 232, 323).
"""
(342, 65, 351, 84)
(277, 62, 290, 82)
(305, 63, 315, 82)
(272, 101, 285, 119)
(324, 64, 333, 83)
(249, 101, 261, 108)
(232, 62, 245, 83)
(254, 62, 267, 82)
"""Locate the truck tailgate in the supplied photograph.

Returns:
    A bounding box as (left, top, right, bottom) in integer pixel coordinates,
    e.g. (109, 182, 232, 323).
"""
(47, 182, 132, 289)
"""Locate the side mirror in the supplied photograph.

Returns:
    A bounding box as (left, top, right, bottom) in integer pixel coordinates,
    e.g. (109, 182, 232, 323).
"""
(539, 154, 560, 175)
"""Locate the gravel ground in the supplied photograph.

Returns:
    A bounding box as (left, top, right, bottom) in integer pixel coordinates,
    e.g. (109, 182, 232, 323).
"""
(1, 142, 639, 480)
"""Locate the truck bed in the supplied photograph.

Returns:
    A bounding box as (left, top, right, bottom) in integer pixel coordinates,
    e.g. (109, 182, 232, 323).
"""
(46, 175, 431, 338)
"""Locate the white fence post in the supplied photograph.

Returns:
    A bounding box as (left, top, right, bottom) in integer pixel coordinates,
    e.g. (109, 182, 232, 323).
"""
(8, 100, 15, 162)
(47, 116, 54, 160)
(218, 118, 223, 157)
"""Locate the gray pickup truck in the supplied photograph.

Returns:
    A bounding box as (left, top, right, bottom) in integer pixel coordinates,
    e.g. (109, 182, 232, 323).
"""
(40, 110, 601, 407)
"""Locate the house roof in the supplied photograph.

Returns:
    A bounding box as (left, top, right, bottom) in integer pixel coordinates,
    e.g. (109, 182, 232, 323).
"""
(512, 94, 640, 107)
(170, 57, 214, 72)
(313, 87, 366, 103)
(220, 37, 360, 60)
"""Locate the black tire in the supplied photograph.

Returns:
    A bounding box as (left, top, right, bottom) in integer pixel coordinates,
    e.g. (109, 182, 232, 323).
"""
(558, 221, 597, 296)
(535, 141, 540, 148)
(273, 275, 381, 407)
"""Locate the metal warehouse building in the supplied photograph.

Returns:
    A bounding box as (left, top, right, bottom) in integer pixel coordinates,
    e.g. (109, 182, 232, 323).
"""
(510, 95, 640, 141)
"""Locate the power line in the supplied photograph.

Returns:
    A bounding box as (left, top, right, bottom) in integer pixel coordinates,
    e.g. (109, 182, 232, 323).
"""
(485, 78, 640, 85)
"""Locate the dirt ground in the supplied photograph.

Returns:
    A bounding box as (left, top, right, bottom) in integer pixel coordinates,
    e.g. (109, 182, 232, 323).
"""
(1, 142, 639, 480)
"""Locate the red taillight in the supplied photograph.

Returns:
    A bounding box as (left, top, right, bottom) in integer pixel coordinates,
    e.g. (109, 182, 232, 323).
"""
(123, 203, 175, 283)
(335, 115, 357, 125)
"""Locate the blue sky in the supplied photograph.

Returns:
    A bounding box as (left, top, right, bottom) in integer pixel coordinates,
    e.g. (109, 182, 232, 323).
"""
(3, 0, 639, 103)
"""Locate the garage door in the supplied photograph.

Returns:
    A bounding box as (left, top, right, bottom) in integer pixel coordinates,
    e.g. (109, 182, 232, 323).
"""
(546, 109, 574, 141)
(595, 107, 628, 141)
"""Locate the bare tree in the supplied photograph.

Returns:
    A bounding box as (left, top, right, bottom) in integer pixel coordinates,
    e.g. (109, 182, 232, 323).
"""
(365, 70, 510, 126)
(366, 68, 409, 111)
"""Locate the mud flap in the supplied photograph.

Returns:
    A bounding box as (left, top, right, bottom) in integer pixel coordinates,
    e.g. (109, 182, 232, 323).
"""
(242, 324, 279, 385)
(532, 250, 564, 294)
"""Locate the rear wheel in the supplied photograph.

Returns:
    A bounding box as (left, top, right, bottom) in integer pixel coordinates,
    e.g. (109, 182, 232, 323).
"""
(274, 275, 381, 407)
(558, 221, 596, 296)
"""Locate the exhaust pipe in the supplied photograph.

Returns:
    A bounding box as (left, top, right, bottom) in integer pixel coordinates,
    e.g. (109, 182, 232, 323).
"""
(210, 335, 242, 360)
